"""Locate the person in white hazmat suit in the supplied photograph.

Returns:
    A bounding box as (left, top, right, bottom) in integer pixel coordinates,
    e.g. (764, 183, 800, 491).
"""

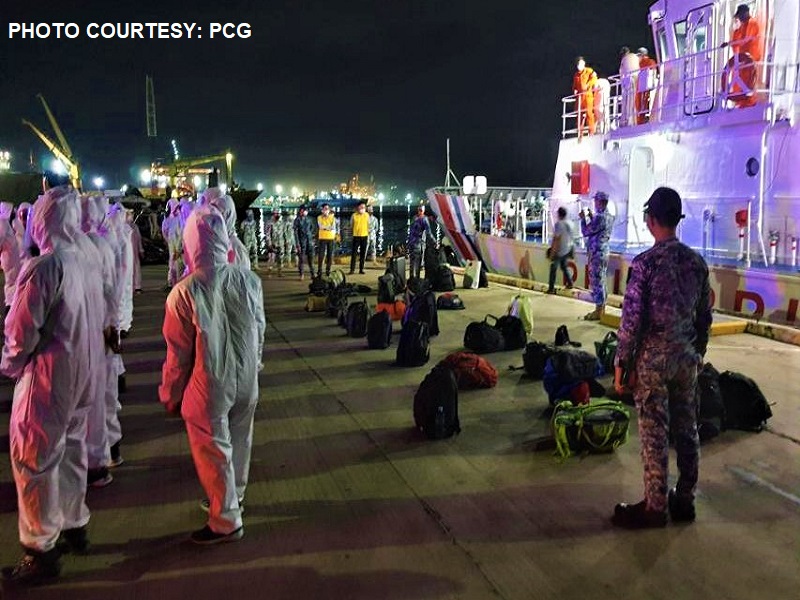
(0, 201, 21, 311)
(161, 199, 184, 288)
(108, 203, 134, 335)
(81, 195, 124, 478)
(0, 188, 104, 584)
(159, 209, 265, 545)
(13, 201, 32, 259)
(619, 46, 640, 127)
(197, 187, 251, 268)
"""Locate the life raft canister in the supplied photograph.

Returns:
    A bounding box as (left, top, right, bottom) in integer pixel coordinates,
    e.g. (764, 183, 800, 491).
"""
(721, 53, 756, 100)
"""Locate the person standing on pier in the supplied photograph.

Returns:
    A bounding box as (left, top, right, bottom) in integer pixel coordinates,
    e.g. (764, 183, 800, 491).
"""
(240, 209, 259, 269)
(572, 56, 598, 135)
(580, 191, 613, 320)
(162, 199, 184, 289)
(350, 201, 369, 275)
(546, 206, 574, 294)
(293, 206, 316, 280)
(0, 202, 21, 313)
(127, 210, 145, 294)
(407, 205, 436, 280)
(317, 203, 336, 277)
(612, 187, 712, 529)
(159, 209, 265, 545)
(366, 205, 379, 265)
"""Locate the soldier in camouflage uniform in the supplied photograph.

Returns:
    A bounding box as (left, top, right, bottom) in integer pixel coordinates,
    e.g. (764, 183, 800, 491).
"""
(240, 209, 259, 269)
(579, 191, 614, 320)
(612, 187, 713, 529)
(407, 205, 436, 280)
(265, 211, 284, 276)
(279, 212, 294, 270)
(293, 206, 316, 280)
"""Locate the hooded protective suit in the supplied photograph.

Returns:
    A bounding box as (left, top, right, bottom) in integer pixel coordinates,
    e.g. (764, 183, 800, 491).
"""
(159, 209, 265, 535)
(0, 201, 21, 307)
(161, 199, 184, 286)
(198, 187, 251, 269)
(1, 188, 103, 552)
(108, 203, 134, 332)
(81, 195, 122, 469)
(13, 201, 32, 259)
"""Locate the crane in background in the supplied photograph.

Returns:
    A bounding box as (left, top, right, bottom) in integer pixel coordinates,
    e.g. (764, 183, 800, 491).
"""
(21, 94, 82, 190)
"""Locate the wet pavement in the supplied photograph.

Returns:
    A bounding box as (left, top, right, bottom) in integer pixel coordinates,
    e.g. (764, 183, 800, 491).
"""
(0, 262, 798, 599)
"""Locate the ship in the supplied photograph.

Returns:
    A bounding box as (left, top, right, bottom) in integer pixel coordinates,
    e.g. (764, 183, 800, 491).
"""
(428, 0, 800, 327)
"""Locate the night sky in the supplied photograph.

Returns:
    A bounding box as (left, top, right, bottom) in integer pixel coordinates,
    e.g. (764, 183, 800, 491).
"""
(1, 0, 652, 195)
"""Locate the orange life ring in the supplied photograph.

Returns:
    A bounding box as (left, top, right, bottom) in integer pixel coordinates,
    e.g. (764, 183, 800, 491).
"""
(721, 53, 756, 100)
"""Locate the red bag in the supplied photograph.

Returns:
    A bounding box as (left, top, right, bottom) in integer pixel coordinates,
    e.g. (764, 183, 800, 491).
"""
(376, 300, 406, 321)
(439, 351, 498, 389)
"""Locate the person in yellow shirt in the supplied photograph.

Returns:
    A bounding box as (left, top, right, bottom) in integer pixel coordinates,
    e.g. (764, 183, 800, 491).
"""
(349, 202, 370, 275)
(316, 203, 336, 277)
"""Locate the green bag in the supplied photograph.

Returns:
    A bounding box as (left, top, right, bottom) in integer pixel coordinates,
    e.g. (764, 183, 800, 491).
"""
(551, 399, 631, 458)
(594, 331, 619, 375)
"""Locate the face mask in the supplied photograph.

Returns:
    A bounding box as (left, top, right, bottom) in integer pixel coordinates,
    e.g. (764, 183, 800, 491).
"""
(577, 61, 585, 71)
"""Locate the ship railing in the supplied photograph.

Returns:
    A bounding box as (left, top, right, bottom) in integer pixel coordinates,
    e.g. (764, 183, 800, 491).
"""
(561, 39, 800, 139)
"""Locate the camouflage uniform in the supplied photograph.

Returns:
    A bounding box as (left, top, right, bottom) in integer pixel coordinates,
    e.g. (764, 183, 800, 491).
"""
(366, 213, 379, 262)
(240, 216, 259, 268)
(616, 238, 712, 512)
(407, 215, 435, 280)
(580, 207, 614, 308)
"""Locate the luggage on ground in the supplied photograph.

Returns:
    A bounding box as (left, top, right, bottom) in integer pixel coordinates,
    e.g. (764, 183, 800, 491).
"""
(479, 261, 489, 288)
(378, 272, 397, 303)
(554, 324, 581, 348)
(407, 276, 432, 297)
(696, 362, 725, 442)
(463, 260, 482, 289)
(551, 399, 631, 458)
(548, 348, 602, 381)
(396, 320, 431, 367)
(308, 275, 331, 296)
(345, 299, 371, 338)
(367, 309, 393, 349)
(463, 314, 506, 354)
(386, 256, 406, 290)
(522, 341, 556, 379)
(376, 300, 406, 321)
(718, 370, 772, 432)
(436, 293, 465, 310)
(329, 269, 346, 288)
(305, 294, 327, 312)
(403, 290, 439, 336)
(508, 294, 534, 336)
(413, 364, 461, 439)
(495, 315, 527, 350)
(432, 264, 456, 292)
(439, 351, 498, 389)
(594, 331, 618, 375)
(423, 244, 442, 281)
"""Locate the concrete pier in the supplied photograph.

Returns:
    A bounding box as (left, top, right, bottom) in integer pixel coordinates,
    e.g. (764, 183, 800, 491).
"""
(1, 264, 798, 599)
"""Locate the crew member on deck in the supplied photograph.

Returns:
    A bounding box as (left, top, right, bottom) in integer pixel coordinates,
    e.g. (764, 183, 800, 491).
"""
(727, 4, 763, 108)
(572, 56, 598, 136)
(635, 47, 658, 124)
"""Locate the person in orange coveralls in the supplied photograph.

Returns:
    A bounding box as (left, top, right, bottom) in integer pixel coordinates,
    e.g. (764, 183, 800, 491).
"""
(573, 57, 598, 135)
(635, 47, 658, 124)
(727, 4, 763, 107)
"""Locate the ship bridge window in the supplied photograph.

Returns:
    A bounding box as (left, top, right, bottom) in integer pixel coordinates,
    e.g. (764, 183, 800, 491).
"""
(674, 20, 688, 56)
(656, 24, 668, 61)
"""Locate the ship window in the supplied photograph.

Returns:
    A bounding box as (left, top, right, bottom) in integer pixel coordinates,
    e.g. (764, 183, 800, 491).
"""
(692, 24, 707, 52)
(674, 20, 688, 56)
(656, 24, 668, 60)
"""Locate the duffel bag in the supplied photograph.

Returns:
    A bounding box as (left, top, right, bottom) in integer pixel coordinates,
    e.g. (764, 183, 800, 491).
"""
(439, 351, 498, 389)
(551, 399, 631, 458)
(464, 315, 505, 354)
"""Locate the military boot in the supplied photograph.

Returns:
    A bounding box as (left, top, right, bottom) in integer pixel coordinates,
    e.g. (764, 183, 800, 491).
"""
(2, 547, 61, 585)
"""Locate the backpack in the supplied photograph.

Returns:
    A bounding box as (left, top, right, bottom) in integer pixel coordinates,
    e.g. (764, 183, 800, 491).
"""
(548, 348, 602, 381)
(327, 290, 349, 319)
(495, 315, 527, 350)
(308, 275, 331, 296)
(551, 399, 631, 458)
(439, 351, 498, 389)
(696, 363, 725, 442)
(464, 315, 506, 354)
(432, 265, 456, 292)
(305, 294, 327, 312)
(386, 256, 406, 290)
(403, 290, 439, 336)
(377, 272, 397, 304)
(594, 331, 618, 375)
(718, 371, 772, 432)
(423, 244, 442, 280)
(478, 262, 489, 288)
(396, 320, 431, 367)
(436, 293, 465, 310)
(367, 309, 392, 349)
(329, 269, 346, 288)
(413, 365, 461, 440)
(463, 260, 481, 289)
(508, 295, 534, 336)
(345, 299, 371, 338)
(522, 341, 556, 379)
(554, 324, 581, 348)
(407, 276, 432, 297)
(376, 300, 406, 321)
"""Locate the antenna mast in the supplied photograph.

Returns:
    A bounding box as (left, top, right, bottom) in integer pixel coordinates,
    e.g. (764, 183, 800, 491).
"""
(146, 75, 157, 138)
(444, 138, 459, 188)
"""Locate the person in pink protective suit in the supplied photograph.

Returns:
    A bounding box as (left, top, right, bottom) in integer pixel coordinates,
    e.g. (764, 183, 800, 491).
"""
(0, 201, 21, 311)
(127, 210, 145, 293)
(1, 188, 104, 585)
(13, 201, 32, 259)
(159, 209, 265, 545)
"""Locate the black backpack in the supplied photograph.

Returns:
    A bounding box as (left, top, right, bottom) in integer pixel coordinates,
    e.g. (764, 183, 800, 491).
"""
(367, 310, 392, 349)
(522, 341, 556, 379)
(407, 276, 432, 297)
(718, 371, 772, 432)
(436, 293, 465, 310)
(386, 256, 406, 290)
(548, 348, 600, 381)
(345, 299, 371, 338)
(432, 264, 456, 292)
(413, 365, 461, 440)
(696, 363, 725, 442)
(555, 324, 581, 348)
(404, 290, 439, 336)
(308, 275, 331, 297)
(396, 320, 430, 367)
(377, 273, 397, 303)
(464, 315, 506, 354)
(495, 315, 527, 350)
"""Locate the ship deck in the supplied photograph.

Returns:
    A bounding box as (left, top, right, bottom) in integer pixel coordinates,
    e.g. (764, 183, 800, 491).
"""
(0, 264, 798, 599)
